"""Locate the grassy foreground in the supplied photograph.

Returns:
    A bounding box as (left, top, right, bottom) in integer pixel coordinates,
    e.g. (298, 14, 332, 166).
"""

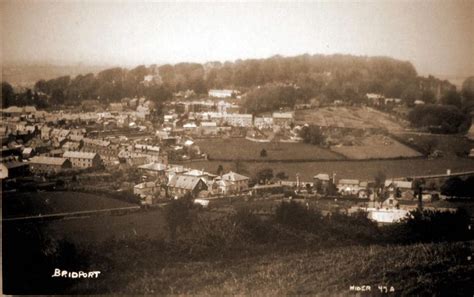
(72, 241, 473, 296)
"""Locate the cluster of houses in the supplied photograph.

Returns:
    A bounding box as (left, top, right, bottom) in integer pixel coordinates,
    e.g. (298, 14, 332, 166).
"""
(133, 162, 250, 204)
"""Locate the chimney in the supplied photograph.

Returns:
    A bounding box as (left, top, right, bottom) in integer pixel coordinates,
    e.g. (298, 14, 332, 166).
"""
(447, 169, 451, 175)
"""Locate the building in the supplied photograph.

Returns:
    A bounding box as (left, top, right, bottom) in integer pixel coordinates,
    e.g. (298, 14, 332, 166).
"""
(134, 181, 160, 205)
(313, 173, 331, 193)
(138, 162, 167, 177)
(167, 175, 208, 198)
(254, 116, 273, 129)
(384, 180, 414, 199)
(224, 113, 253, 127)
(337, 179, 361, 195)
(63, 151, 102, 169)
(272, 112, 294, 128)
(29, 156, 72, 174)
(0, 161, 29, 179)
(200, 122, 218, 135)
(208, 89, 235, 98)
(221, 171, 250, 192)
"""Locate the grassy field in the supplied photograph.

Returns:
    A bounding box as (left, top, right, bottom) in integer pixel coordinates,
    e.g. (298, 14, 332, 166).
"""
(188, 157, 474, 181)
(196, 138, 343, 161)
(393, 132, 474, 157)
(69, 240, 473, 295)
(3, 191, 134, 218)
(331, 135, 422, 159)
(295, 106, 406, 131)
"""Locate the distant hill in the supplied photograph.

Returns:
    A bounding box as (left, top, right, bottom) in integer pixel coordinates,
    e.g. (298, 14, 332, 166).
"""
(1, 63, 113, 88)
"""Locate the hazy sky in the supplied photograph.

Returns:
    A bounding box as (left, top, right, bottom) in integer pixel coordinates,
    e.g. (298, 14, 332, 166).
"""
(1, 1, 473, 76)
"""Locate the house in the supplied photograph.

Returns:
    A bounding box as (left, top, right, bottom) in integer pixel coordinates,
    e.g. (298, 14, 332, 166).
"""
(384, 180, 413, 199)
(272, 112, 294, 128)
(211, 178, 236, 195)
(0, 161, 29, 179)
(208, 89, 235, 98)
(337, 179, 360, 195)
(167, 175, 208, 198)
(183, 169, 217, 185)
(22, 147, 34, 159)
(134, 181, 160, 204)
(221, 171, 250, 192)
(29, 156, 72, 174)
(138, 162, 167, 177)
(63, 151, 102, 169)
(313, 173, 331, 193)
(200, 122, 218, 135)
(254, 116, 273, 129)
(224, 113, 253, 127)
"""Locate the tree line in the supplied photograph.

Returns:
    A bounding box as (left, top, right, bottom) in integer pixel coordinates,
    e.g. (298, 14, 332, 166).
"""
(1, 54, 459, 111)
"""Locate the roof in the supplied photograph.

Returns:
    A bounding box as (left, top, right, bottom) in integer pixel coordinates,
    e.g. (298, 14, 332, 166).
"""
(135, 144, 160, 152)
(314, 173, 330, 181)
(168, 175, 206, 190)
(272, 112, 294, 119)
(338, 179, 360, 185)
(222, 171, 249, 182)
(201, 121, 217, 127)
(138, 162, 167, 171)
(1, 161, 28, 169)
(183, 169, 216, 178)
(63, 151, 98, 160)
(29, 156, 69, 166)
(134, 182, 157, 189)
(385, 180, 413, 189)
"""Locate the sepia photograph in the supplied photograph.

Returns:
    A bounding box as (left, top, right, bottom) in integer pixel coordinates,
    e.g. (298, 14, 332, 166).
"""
(1, 0, 473, 295)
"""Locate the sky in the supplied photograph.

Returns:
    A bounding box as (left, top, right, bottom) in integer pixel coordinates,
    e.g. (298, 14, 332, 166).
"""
(1, 0, 473, 77)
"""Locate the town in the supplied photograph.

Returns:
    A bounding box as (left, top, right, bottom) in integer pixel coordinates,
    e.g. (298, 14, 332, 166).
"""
(2, 1, 474, 294)
(2, 81, 474, 224)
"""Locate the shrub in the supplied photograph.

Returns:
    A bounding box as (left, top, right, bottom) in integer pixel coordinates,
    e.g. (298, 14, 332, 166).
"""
(383, 208, 472, 244)
(275, 201, 323, 231)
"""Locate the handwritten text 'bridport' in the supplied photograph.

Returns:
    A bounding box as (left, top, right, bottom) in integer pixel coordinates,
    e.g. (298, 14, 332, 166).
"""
(52, 269, 101, 279)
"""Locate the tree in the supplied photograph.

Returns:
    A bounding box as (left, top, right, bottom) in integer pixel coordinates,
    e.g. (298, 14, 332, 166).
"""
(407, 104, 471, 134)
(1, 81, 15, 108)
(441, 177, 464, 197)
(216, 164, 224, 176)
(260, 149, 268, 158)
(299, 125, 326, 145)
(421, 90, 436, 104)
(374, 171, 386, 201)
(440, 90, 462, 108)
(276, 171, 288, 180)
(164, 193, 194, 241)
(256, 168, 274, 184)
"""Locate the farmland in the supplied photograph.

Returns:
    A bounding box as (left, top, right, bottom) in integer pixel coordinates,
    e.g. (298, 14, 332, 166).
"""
(3, 191, 135, 219)
(331, 135, 422, 159)
(196, 138, 343, 161)
(295, 106, 407, 131)
(188, 157, 474, 181)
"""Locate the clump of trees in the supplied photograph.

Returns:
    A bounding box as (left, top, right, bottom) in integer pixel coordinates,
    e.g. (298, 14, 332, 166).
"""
(407, 104, 471, 134)
(242, 84, 300, 113)
(299, 125, 326, 145)
(441, 176, 474, 198)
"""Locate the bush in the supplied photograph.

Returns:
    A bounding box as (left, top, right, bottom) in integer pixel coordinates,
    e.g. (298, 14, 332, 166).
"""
(275, 201, 323, 231)
(383, 208, 472, 244)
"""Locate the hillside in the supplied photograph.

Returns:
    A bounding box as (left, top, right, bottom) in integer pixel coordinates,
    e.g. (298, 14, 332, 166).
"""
(72, 241, 472, 295)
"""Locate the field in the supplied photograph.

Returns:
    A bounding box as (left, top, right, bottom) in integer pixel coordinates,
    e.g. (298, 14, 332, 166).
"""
(196, 138, 343, 161)
(393, 132, 474, 157)
(295, 106, 406, 131)
(3, 191, 134, 219)
(102, 241, 472, 295)
(188, 157, 474, 181)
(331, 135, 422, 159)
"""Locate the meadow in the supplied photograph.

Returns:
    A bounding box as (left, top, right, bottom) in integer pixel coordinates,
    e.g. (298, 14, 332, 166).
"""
(295, 106, 407, 131)
(188, 157, 474, 181)
(3, 191, 134, 219)
(331, 135, 422, 159)
(196, 138, 343, 161)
